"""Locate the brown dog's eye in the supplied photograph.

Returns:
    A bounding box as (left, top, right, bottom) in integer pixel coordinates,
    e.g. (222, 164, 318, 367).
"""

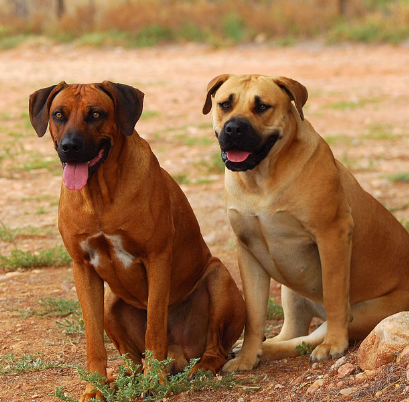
(92, 112, 100, 118)
(55, 112, 63, 119)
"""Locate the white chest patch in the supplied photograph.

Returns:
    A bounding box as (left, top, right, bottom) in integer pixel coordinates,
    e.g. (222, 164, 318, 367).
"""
(81, 233, 134, 270)
(105, 234, 134, 269)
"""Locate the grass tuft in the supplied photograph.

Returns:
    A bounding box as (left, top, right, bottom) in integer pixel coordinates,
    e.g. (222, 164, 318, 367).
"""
(0, 352, 72, 375)
(55, 352, 239, 402)
(0, 245, 71, 271)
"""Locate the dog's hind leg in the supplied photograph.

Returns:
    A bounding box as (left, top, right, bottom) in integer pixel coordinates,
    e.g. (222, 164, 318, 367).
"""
(261, 286, 327, 360)
(189, 260, 246, 375)
(104, 286, 145, 369)
(273, 285, 325, 342)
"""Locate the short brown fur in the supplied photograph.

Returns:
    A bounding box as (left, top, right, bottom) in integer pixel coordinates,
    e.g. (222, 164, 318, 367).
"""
(29, 81, 245, 401)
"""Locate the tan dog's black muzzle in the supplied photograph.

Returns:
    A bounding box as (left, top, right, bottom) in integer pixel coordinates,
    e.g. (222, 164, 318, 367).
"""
(219, 117, 281, 172)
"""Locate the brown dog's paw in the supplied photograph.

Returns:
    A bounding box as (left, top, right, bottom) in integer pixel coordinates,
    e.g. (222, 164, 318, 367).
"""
(79, 391, 105, 402)
(310, 342, 347, 361)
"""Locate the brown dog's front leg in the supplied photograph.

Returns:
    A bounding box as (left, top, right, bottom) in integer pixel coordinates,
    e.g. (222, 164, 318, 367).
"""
(72, 261, 107, 402)
(143, 255, 171, 379)
(311, 220, 353, 361)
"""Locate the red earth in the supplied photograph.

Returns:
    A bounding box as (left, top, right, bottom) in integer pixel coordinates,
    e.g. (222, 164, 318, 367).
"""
(1, 41, 409, 401)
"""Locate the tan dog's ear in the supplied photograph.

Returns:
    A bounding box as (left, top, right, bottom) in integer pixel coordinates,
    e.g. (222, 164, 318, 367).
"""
(29, 82, 67, 137)
(273, 77, 308, 121)
(202, 74, 231, 115)
(98, 81, 145, 136)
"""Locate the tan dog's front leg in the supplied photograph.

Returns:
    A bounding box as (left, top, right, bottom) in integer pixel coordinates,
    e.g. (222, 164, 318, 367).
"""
(223, 244, 270, 372)
(311, 222, 353, 361)
(72, 261, 107, 402)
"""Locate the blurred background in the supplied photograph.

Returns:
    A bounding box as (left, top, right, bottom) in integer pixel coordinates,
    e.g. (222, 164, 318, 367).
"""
(0, 0, 409, 48)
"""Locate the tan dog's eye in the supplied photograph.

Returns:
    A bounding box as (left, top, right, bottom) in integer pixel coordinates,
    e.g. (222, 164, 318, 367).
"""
(219, 101, 231, 111)
(255, 103, 271, 114)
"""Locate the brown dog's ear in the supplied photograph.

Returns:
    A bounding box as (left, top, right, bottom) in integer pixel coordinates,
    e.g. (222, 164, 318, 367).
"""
(202, 74, 231, 115)
(98, 81, 144, 136)
(29, 82, 67, 137)
(273, 77, 308, 121)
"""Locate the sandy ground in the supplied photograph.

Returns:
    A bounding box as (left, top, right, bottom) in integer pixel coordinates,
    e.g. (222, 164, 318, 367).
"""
(0, 41, 409, 401)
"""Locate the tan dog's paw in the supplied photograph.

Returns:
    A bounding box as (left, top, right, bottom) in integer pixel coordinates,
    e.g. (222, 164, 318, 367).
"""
(222, 355, 259, 372)
(310, 342, 347, 361)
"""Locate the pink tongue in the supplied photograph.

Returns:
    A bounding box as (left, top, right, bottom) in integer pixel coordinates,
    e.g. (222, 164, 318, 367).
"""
(227, 149, 252, 163)
(62, 162, 89, 190)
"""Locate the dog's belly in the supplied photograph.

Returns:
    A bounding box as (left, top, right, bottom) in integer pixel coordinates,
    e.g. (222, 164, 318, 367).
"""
(229, 208, 323, 302)
(81, 232, 148, 308)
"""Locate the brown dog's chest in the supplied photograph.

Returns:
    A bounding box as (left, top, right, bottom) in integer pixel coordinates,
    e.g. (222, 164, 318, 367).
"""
(80, 231, 148, 308)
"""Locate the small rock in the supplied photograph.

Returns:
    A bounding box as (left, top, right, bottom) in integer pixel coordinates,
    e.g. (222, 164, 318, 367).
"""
(331, 356, 348, 370)
(337, 362, 355, 378)
(306, 379, 324, 394)
(358, 312, 409, 370)
(311, 362, 320, 370)
(339, 386, 357, 396)
(355, 369, 377, 383)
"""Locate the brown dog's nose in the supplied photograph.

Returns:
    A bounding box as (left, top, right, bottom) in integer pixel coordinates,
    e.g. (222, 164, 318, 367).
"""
(59, 134, 85, 160)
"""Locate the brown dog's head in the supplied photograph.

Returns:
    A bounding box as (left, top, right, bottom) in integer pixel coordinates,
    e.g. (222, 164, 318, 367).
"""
(203, 74, 308, 172)
(29, 81, 144, 190)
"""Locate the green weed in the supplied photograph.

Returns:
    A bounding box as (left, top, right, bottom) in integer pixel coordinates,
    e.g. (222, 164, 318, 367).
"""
(17, 298, 81, 319)
(266, 297, 284, 320)
(172, 173, 190, 185)
(0, 223, 53, 242)
(0, 245, 71, 271)
(140, 110, 160, 120)
(55, 352, 239, 402)
(56, 315, 85, 336)
(0, 352, 70, 375)
(387, 172, 409, 183)
(295, 342, 313, 356)
(329, 97, 381, 110)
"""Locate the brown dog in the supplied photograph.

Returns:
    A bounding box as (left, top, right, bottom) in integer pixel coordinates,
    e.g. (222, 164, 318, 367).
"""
(29, 81, 245, 401)
(203, 74, 409, 372)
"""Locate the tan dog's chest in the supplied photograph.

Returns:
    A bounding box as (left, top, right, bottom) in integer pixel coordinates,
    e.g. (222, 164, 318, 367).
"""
(228, 204, 323, 302)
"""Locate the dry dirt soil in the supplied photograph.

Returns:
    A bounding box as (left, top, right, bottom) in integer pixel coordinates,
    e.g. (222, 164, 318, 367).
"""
(1, 41, 409, 401)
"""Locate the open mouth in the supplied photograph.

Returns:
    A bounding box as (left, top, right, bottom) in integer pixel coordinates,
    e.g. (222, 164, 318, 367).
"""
(221, 134, 280, 172)
(62, 143, 110, 190)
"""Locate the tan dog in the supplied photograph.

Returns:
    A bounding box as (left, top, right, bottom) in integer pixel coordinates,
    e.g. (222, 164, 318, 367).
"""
(203, 74, 409, 372)
(29, 81, 245, 401)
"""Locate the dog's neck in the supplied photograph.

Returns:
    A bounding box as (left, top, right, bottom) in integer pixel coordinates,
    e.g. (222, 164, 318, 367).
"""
(72, 131, 152, 209)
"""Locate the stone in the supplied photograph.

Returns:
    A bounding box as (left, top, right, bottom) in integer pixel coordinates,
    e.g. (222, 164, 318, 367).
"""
(306, 379, 324, 394)
(337, 362, 355, 378)
(397, 344, 409, 365)
(330, 356, 348, 370)
(339, 386, 357, 396)
(357, 312, 409, 371)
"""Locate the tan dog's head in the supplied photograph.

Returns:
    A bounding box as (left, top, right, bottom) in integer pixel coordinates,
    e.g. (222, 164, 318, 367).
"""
(203, 74, 308, 172)
(29, 81, 144, 190)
